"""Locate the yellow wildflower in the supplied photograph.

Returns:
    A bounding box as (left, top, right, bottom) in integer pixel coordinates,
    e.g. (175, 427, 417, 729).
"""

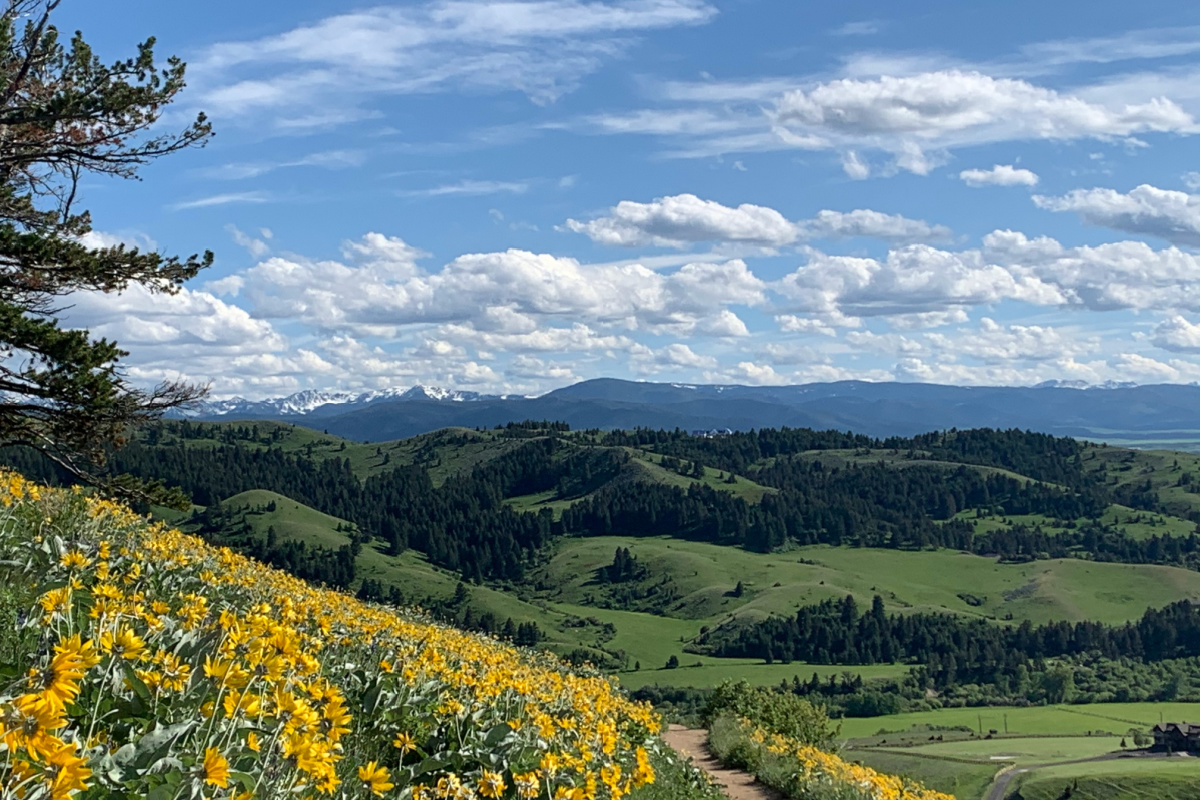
(41, 741, 92, 799)
(359, 761, 395, 797)
(99, 626, 148, 661)
(514, 771, 540, 799)
(202, 747, 230, 788)
(478, 770, 506, 799)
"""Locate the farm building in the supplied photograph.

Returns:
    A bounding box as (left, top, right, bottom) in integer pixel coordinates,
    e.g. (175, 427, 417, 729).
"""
(1151, 722, 1200, 752)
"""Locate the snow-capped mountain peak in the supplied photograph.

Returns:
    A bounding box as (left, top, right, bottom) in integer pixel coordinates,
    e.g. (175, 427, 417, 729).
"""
(400, 385, 483, 402)
(187, 385, 496, 419)
(272, 389, 360, 415)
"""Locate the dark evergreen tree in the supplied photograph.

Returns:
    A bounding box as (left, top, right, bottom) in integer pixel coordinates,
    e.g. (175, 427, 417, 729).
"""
(0, 0, 211, 504)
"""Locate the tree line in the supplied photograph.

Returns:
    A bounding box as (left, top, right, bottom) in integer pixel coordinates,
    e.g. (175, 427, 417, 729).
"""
(2, 422, 1196, 582)
(699, 594, 1200, 688)
(599, 427, 1094, 488)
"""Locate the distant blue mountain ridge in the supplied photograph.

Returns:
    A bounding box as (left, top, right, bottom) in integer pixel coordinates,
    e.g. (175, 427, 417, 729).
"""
(185, 379, 1200, 451)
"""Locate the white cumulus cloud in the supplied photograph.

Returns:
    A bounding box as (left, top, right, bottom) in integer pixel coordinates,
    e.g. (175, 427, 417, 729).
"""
(959, 165, 1040, 187)
(565, 193, 799, 247)
(982, 229, 1200, 311)
(772, 70, 1193, 173)
(1034, 184, 1200, 246)
(799, 209, 953, 243)
(589, 66, 1197, 175)
(775, 244, 1063, 325)
(566, 194, 951, 248)
(1151, 315, 1200, 353)
(221, 233, 765, 338)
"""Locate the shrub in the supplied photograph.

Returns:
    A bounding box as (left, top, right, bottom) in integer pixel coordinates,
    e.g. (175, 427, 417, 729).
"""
(707, 714, 953, 800)
(703, 680, 838, 750)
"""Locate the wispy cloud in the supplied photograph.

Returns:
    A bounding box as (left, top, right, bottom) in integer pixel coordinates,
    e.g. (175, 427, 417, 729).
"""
(400, 180, 529, 197)
(189, 0, 718, 132)
(575, 67, 1196, 172)
(226, 224, 274, 258)
(172, 191, 271, 210)
(1015, 26, 1200, 71)
(830, 20, 884, 37)
(200, 150, 366, 181)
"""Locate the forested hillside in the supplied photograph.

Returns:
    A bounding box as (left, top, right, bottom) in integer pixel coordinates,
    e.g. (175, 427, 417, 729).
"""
(7, 419, 1200, 703)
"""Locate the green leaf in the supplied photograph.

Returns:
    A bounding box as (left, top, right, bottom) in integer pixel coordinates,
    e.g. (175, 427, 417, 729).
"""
(231, 770, 257, 792)
(131, 720, 196, 772)
(410, 754, 455, 778)
(362, 680, 385, 715)
(483, 723, 511, 748)
(121, 660, 153, 704)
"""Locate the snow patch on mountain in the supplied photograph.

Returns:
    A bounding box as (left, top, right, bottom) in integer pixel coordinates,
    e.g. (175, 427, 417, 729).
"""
(1033, 380, 1139, 390)
(188, 385, 497, 418)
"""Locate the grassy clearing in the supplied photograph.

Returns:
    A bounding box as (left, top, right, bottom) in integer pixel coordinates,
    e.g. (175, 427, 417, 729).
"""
(1012, 758, 1200, 800)
(183, 494, 915, 685)
(536, 536, 1200, 627)
(1086, 444, 1200, 519)
(500, 446, 777, 519)
(202, 491, 619, 658)
(162, 422, 521, 483)
(616, 661, 907, 691)
(962, 504, 1196, 541)
(194, 497, 1200, 689)
(630, 450, 776, 503)
(543, 602, 906, 687)
(888, 735, 1123, 765)
(839, 703, 1200, 739)
(772, 448, 1040, 485)
(503, 489, 577, 519)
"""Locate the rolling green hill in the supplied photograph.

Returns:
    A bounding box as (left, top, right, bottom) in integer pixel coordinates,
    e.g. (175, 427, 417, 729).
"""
(102, 420, 1200, 800)
(16, 419, 1200, 692)
(532, 536, 1200, 627)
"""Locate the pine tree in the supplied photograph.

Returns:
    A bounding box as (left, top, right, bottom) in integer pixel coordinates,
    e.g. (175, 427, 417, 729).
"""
(0, 1, 212, 504)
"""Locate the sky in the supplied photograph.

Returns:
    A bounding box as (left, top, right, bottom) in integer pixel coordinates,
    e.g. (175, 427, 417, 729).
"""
(51, 0, 1200, 399)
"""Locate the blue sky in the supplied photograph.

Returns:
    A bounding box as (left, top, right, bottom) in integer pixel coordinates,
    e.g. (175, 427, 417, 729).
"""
(56, 0, 1200, 398)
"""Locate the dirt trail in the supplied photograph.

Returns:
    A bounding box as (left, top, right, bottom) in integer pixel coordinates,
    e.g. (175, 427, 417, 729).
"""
(662, 725, 782, 800)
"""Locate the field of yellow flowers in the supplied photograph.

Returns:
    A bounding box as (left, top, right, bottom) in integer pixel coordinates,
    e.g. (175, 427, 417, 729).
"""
(708, 715, 955, 800)
(0, 472, 696, 800)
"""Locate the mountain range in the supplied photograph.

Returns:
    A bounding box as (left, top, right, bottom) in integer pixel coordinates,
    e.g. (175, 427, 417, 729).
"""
(186, 378, 1200, 449)
(194, 385, 496, 417)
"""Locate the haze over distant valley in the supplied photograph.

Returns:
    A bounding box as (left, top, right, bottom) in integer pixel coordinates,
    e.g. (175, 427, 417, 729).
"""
(188, 378, 1200, 451)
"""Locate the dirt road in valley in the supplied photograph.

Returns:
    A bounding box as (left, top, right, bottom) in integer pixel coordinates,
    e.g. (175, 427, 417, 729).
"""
(983, 752, 1175, 800)
(663, 726, 1176, 800)
(662, 725, 782, 800)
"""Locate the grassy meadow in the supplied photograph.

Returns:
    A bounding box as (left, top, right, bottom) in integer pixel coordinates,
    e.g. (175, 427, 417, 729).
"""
(1011, 758, 1200, 800)
(99, 422, 1200, 800)
(838, 702, 1200, 739)
(536, 535, 1200, 627)
(841, 703, 1200, 800)
(175, 484, 1200, 689)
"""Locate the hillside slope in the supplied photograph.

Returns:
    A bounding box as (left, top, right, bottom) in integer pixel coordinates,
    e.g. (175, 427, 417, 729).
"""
(9, 421, 1200, 692)
(1, 472, 712, 800)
